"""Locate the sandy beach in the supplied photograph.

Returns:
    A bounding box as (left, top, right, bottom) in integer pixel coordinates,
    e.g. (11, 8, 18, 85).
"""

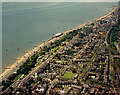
(0, 7, 117, 81)
(0, 29, 74, 81)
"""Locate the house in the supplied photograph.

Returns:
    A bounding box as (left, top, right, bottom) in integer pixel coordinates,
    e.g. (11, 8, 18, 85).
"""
(83, 26, 93, 35)
(53, 33, 63, 38)
(36, 87, 44, 92)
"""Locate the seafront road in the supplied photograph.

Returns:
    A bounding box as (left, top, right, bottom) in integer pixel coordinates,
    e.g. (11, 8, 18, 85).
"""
(0, 7, 116, 83)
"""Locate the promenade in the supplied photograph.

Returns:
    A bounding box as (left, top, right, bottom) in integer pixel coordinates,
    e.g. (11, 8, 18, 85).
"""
(0, 7, 117, 82)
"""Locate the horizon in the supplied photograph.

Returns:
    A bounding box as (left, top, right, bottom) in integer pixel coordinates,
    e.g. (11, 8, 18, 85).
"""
(1, 0, 120, 2)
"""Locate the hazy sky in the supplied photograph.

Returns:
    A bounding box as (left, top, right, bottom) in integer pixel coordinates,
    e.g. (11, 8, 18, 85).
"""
(1, 0, 120, 2)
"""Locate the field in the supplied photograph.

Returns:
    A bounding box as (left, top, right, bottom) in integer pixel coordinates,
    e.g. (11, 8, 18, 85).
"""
(60, 71, 76, 80)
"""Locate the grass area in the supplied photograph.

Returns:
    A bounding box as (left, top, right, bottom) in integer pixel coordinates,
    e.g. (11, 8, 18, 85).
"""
(98, 83, 112, 87)
(14, 74, 23, 81)
(60, 71, 76, 80)
(29, 62, 42, 73)
(35, 62, 42, 67)
(86, 79, 92, 84)
(51, 46, 60, 52)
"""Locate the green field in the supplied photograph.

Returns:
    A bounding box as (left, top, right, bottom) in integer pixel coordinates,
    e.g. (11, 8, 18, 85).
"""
(60, 71, 76, 80)
(14, 74, 23, 81)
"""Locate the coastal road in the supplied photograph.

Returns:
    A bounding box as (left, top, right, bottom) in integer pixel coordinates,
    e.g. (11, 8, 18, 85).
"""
(0, 28, 72, 82)
(13, 31, 80, 89)
(1, 6, 117, 82)
(1, 7, 118, 94)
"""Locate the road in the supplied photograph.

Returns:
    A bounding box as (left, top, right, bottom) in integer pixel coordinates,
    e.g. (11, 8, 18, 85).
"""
(80, 42, 104, 81)
(105, 25, 120, 95)
(10, 30, 80, 90)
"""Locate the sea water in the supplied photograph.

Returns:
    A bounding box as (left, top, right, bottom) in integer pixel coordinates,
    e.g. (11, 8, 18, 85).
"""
(2, 2, 117, 73)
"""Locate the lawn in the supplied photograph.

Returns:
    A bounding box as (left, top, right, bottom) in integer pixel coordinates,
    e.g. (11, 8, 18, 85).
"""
(60, 71, 76, 81)
(14, 74, 23, 81)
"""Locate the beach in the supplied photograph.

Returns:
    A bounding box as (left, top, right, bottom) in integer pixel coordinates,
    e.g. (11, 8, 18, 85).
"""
(3, 2, 116, 70)
(0, 6, 117, 81)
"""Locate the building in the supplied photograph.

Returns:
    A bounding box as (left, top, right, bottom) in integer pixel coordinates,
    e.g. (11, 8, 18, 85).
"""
(83, 26, 93, 35)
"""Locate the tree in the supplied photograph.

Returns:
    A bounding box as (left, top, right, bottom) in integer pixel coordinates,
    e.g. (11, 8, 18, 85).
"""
(46, 66, 51, 70)
(37, 76, 42, 81)
(91, 46, 94, 50)
(29, 62, 35, 68)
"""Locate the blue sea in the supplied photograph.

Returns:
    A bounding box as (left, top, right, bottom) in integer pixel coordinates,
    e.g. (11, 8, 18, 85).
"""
(2, 2, 117, 72)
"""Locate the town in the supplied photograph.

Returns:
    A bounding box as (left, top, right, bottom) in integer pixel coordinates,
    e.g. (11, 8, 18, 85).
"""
(1, 6, 120, 95)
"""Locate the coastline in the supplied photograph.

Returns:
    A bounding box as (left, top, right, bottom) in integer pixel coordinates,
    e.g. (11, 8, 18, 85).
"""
(0, 7, 117, 81)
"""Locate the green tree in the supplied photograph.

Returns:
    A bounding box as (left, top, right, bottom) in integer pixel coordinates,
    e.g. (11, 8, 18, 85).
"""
(37, 76, 42, 81)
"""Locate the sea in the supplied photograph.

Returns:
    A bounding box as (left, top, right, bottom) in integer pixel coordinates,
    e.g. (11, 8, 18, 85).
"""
(2, 2, 117, 73)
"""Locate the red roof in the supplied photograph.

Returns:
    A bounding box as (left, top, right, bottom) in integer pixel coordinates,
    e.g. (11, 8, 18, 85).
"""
(103, 17, 112, 20)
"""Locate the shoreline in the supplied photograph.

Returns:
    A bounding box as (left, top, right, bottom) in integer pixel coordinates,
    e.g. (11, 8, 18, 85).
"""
(0, 7, 117, 81)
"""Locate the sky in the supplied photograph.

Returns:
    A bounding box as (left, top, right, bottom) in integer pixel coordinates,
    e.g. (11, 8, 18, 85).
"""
(1, 0, 120, 2)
